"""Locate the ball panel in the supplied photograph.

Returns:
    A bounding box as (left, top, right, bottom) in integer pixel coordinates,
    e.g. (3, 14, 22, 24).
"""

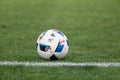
(50, 54, 58, 60)
(55, 40, 64, 52)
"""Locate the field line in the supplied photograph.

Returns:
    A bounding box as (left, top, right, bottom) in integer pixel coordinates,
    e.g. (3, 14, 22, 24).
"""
(0, 61, 120, 67)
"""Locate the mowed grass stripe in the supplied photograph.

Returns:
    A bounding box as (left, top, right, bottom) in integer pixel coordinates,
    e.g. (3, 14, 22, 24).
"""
(0, 61, 120, 67)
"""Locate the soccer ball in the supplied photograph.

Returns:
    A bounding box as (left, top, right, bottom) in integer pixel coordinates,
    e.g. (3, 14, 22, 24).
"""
(36, 29, 69, 60)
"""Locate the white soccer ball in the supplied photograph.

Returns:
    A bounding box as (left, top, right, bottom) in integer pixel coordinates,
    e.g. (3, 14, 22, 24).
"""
(36, 29, 69, 60)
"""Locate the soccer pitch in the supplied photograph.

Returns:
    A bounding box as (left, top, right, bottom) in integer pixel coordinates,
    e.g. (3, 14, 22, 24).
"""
(0, 0, 120, 80)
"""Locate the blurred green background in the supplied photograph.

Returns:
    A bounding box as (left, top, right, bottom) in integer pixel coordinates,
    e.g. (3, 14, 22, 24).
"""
(0, 0, 120, 62)
(0, 0, 120, 79)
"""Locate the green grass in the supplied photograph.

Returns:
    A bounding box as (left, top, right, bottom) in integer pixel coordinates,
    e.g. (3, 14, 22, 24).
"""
(0, 0, 120, 80)
(0, 66, 120, 80)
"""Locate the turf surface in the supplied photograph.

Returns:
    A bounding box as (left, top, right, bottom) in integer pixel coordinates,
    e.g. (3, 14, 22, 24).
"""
(0, 0, 120, 80)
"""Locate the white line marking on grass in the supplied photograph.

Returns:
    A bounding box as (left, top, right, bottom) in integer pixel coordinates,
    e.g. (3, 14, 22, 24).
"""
(0, 61, 120, 67)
